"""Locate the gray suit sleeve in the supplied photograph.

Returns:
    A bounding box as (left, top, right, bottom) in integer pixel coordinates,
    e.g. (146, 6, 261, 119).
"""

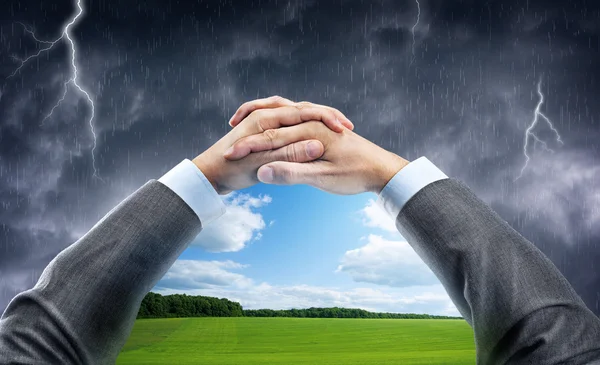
(396, 178, 600, 364)
(0, 180, 201, 364)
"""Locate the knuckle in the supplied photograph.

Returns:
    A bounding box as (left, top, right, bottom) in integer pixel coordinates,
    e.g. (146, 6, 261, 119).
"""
(250, 109, 268, 130)
(295, 101, 310, 109)
(286, 144, 298, 162)
(270, 95, 282, 101)
(249, 108, 265, 118)
(263, 128, 278, 144)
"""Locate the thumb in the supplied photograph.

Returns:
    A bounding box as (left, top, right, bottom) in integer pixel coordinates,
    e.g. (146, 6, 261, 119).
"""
(257, 161, 321, 185)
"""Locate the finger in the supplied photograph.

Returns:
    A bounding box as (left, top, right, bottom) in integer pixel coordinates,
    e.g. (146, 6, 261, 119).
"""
(224, 121, 324, 160)
(257, 161, 323, 186)
(229, 95, 295, 127)
(230, 98, 354, 131)
(296, 101, 354, 130)
(241, 105, 342, 136)
(260, 139, 324, 164)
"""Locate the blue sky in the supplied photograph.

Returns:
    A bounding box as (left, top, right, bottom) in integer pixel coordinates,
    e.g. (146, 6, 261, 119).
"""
(154, 182, 459, 316)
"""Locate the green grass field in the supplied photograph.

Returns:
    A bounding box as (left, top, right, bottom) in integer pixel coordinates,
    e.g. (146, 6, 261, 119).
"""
(117, 317, 476, 364)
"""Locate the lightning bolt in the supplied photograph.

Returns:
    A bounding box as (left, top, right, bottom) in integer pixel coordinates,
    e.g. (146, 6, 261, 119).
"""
(409, 0, 421, 67)
(9, 0, 102, 181)
(515, 77, 564, 181)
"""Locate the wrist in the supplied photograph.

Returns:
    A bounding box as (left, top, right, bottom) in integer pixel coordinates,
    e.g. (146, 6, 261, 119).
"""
(192, 154, 221, 194)
(370, 151, 410, 194)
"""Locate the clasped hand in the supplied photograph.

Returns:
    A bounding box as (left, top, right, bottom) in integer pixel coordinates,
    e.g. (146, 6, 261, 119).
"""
(192, 96, 409, 196)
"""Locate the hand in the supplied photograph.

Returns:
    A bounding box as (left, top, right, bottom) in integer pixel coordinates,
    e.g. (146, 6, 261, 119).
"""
(193, 104, 350, 195)
(228, 95, 354, 132)
(224, 121, 410, 195)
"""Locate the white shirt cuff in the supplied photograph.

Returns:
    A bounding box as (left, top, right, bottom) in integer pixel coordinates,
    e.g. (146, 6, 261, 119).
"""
(158, 159, 226, 226)
(376, 156, 448, 220)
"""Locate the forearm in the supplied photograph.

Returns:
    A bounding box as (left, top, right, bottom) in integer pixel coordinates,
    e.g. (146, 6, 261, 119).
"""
(0, 180, 202, 364)
(394, 178, 600, 363)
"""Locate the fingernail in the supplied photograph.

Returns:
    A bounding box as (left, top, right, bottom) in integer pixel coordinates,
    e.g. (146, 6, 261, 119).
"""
(224, 146, 234, 157)
(258, 167, 274, 183)
(306, 141, 321, 158)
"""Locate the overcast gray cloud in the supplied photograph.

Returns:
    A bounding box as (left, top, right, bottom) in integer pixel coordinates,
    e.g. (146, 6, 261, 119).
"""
(0, 0, 599, 315)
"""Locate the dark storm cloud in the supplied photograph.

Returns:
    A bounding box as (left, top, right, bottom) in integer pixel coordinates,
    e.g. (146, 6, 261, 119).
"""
(1, 0, 599, 315)
(0, 224, 72, 308)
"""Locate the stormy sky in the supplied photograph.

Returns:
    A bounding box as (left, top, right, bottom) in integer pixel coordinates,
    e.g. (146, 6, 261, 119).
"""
(0, 0, 599, 316)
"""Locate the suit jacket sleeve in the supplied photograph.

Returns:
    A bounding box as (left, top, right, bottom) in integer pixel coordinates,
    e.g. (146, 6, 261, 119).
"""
(395, 177, 600, 364)
(0, 180, 202, 364)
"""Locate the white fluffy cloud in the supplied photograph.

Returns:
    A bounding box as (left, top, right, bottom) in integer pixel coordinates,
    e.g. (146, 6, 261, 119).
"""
(155, 259, 458, 316)
(157, 260, 253, 290)
(337, 234, 439, 287)
(191, 192, 272, 252)
(359, 199, 398, 233)
(157, 191, 454, 315)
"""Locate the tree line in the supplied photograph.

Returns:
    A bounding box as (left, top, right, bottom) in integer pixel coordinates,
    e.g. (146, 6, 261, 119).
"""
(137, 292, 243, 318)
(137, 292, 462, 320)
(243, 307, 461, 319)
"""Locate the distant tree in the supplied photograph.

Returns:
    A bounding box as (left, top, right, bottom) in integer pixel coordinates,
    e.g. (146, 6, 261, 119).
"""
(136, 292, 463, 320)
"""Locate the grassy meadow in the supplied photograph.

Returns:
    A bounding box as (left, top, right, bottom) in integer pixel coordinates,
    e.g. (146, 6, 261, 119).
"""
(117, 317, 475, 364)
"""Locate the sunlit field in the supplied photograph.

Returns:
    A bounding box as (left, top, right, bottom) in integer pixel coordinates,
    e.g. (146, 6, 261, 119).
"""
(117, 317, 475, 364)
